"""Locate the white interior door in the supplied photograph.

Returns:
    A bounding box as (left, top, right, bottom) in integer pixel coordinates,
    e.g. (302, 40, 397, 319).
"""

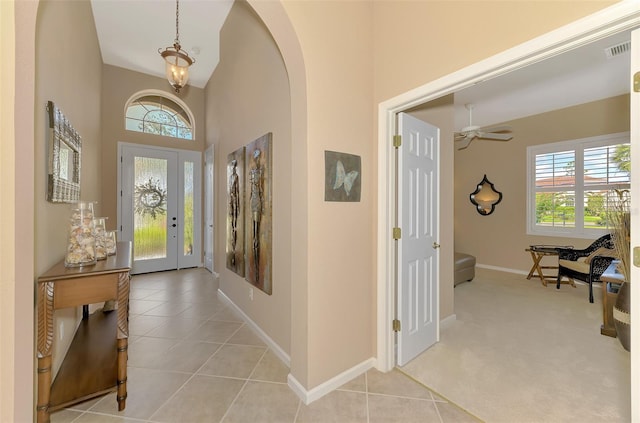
(629, 28, 640, 421)
(119, 144, 201, 274)
(397, 112, 440, 366)
(204, 145, 214, 273)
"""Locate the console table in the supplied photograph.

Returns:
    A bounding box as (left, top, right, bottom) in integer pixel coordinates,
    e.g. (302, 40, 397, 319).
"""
(600, 261, 624, 338)
(36, 242, 131, 423)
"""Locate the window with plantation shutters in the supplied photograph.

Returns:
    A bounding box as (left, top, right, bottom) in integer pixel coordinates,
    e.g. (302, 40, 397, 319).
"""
(527, 132, 630, 238)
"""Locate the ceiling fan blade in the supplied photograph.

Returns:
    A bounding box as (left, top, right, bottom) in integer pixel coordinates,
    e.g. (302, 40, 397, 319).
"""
(455, 135, 474, 150)
(454, 132, 469, 140)
(478, 132, 513, 141)
(479, 125, 512, 133)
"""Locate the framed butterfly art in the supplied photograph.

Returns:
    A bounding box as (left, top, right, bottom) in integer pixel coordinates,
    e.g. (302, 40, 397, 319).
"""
(324, 151, 361, 202)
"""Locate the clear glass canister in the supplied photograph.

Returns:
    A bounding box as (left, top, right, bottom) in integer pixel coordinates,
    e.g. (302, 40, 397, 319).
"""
(93, 217, 108, 260)
(65, 201, 97, 267)
(105, 230, 117, 256)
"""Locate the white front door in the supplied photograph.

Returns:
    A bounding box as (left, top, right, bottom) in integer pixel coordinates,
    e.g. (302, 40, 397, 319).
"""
(397, 112, 439, 366)
(119, 144, 202, 274)
(204, 145, 215, 273)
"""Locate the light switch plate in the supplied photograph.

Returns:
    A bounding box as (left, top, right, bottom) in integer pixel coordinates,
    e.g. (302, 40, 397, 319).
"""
(634, 246, 640, 267)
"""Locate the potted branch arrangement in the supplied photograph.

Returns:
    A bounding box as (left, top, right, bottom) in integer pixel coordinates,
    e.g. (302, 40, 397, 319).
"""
(610, 189, 631, 351)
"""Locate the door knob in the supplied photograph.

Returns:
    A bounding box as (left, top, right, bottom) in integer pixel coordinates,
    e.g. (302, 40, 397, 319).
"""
(432, 242, 441, 249)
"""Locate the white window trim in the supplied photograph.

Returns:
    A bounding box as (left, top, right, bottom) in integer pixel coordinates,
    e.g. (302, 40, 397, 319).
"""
(123, 89, 196, 140)
(527, 131, 630, 239)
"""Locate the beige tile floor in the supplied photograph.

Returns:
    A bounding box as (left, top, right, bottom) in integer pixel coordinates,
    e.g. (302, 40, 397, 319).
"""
(51, 268, 479, 423)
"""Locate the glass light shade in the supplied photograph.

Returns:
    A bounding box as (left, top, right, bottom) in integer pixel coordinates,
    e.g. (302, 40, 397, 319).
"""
(160, 46, 193, 92)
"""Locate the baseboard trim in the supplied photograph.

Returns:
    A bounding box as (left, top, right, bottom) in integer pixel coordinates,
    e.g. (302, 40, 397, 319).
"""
(288, 357, 375, 405)
(440, 313, 456, 329)
(216, 289, 291, 368)
(476, 263, 528, 276)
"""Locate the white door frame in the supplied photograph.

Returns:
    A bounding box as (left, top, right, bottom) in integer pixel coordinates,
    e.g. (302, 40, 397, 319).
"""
(376, 2, 640, 375)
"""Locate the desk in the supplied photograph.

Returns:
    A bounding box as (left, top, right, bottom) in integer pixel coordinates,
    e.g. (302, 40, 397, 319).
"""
(36, 242, 131, 423)
(600, 261, 623, 338)
(525, 245, 566, 286)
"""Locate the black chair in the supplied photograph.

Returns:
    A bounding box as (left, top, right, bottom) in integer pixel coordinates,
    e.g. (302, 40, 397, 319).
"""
(556, 234, 616, 303)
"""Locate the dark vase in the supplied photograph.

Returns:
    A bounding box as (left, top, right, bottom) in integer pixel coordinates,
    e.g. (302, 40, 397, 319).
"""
(614, 281, 631, 351)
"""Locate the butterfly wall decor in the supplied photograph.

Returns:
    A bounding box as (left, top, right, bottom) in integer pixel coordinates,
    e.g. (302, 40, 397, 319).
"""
(325, 151, 361, 202)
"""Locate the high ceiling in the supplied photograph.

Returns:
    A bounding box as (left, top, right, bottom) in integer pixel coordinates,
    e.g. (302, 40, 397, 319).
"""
(91, 0, 234, 89)
(90, 1, 633, 127)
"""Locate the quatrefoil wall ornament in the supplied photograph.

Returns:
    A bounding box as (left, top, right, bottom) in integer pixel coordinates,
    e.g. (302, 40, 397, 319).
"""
(470, 175, 502, 216)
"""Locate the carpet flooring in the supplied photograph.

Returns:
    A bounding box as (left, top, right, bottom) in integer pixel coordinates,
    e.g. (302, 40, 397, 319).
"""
(400, 267, 631, 423)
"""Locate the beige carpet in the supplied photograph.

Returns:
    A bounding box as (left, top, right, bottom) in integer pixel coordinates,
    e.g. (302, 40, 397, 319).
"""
(400, 267, 630, 423)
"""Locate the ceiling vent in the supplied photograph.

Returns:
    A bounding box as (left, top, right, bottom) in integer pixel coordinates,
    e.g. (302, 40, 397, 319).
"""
(604, 41, 630, 59)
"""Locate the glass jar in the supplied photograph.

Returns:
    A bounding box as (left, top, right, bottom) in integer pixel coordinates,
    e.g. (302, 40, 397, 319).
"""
(105, 230, 117, 256)
(93, 217, 108, 260)
(64, 201, 97, 267)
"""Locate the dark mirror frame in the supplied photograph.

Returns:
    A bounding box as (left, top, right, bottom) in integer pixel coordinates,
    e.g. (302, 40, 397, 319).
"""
(469, 174, 502, 216)
(46, 101, 81, 203)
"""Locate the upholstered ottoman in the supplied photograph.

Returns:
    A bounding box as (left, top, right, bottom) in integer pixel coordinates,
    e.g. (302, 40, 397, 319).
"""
(454, 252, 476, 286)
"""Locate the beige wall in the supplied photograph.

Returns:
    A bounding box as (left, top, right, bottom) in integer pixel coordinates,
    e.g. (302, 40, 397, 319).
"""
(35, 0, 103, 377)
(372, 1, 618, 103)
(455, 94, 630, 272)
(100, 65, 205, 226)
(280, 0, 375, 387)
(205, 1, 292, 355)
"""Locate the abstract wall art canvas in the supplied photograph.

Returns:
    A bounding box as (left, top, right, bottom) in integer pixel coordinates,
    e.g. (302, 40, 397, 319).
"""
(244, 133, 273, 295)
(226, 147, 245, 276)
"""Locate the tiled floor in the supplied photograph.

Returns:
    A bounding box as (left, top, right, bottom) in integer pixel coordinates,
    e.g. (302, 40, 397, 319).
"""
(51, 268, 479, 423)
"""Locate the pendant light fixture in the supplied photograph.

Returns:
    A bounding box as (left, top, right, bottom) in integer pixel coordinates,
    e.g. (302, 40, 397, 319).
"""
(158, 0, 195, 93)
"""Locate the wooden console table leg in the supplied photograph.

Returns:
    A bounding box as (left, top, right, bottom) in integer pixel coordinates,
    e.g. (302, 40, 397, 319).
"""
(116, 271, 130, 411)
(37, 281, 54, 423)
(36, 355, 52, 423)
(116, 338, 128, 410)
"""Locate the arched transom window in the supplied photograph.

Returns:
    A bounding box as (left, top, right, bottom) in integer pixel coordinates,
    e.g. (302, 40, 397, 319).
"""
(125, 94, 193, 140)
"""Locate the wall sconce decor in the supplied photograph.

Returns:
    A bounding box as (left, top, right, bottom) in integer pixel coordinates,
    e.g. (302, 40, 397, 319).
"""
(470, 175, 502, 216)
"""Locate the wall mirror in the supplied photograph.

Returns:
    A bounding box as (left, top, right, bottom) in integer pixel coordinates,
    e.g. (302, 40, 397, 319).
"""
(470, 174, 502, 216)
(47, 101, 82, 203)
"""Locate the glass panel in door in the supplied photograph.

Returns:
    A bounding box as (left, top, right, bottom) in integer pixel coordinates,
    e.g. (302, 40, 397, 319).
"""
(120, 145, 178, 274)
(134, 156, 168, 261)
(183, 161, 194, 256)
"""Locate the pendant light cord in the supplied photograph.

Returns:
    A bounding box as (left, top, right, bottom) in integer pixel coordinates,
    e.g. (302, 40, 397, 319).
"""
(174, 0, 180, 46)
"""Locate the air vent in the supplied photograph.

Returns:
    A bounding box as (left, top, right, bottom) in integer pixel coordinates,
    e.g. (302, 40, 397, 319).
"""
(604, 41, 630, 59)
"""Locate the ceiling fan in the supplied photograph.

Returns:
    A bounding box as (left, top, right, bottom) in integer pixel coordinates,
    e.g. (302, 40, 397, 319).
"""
(454, 103, 513, 150)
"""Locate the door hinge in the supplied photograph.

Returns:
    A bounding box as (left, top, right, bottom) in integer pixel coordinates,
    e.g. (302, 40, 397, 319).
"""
(634, 72, 640, 93)
(392, 227, 401, 240)
(393, 319, 401, 332)
(393, 135, 402, 148)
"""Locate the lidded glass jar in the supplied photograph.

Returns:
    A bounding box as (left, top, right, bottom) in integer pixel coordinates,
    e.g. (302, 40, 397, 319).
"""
(93, 217, 108, 260)
(105, 230, 117, 256)
(64, 201, 97, 267)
